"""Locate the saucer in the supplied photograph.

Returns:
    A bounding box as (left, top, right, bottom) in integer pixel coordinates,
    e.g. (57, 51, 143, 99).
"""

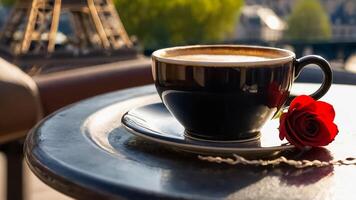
(121, 103, 295, 158)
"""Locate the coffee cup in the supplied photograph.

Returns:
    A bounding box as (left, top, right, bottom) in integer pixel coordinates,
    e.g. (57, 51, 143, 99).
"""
(152, 45, 332, 141)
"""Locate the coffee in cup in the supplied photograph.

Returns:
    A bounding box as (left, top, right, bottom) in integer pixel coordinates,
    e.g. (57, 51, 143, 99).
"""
(152, 45, 332, 141)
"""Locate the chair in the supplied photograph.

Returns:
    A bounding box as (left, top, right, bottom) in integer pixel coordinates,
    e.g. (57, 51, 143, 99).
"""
(0, 57, 152, 200)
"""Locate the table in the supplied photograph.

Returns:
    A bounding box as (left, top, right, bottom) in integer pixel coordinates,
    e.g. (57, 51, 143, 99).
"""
(25, 83, 356, 200)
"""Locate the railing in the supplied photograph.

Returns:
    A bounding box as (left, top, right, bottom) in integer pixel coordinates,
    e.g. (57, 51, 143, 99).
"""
(144, 40, 356, 62)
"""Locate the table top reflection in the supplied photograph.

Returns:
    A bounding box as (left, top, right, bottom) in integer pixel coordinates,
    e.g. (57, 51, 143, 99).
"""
(25, 83, 356, 200)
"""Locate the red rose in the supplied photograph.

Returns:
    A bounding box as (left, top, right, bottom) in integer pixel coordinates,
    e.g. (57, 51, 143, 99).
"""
(279, 95, 338, 149)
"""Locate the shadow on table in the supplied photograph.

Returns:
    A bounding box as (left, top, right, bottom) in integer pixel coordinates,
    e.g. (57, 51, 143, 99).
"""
(276, 147, 334, 186)
(109, 128, 334, 199)
(110, 130, 266, 198)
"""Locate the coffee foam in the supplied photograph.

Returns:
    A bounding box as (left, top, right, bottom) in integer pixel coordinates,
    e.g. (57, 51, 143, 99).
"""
(170, 54, 270, 62)
(153, 45, 295, 67)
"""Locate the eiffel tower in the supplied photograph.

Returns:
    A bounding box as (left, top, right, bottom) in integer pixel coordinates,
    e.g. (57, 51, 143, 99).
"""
(0, 0, 136, 73)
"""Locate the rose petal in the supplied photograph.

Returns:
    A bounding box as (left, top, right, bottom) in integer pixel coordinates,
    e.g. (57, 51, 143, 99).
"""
(284, 116, 307, 148)
(280, 112, 305, 148)
(305, 121, 327, 143)
(302, 117, 338, 146)
(303, 121, 324, 144)
(314, 101, 336, 121)
(303, 118, 319, 137)
(289, 95, 315, 111)
(289, 109, 316, 137)
(300, 102, 318, 113)
(289, 109, 300, 130)
(317, 116, 339, 142)
(294, 113, 318, 143)
(294, 113, 309, 136)
(284, 109, 314, 146)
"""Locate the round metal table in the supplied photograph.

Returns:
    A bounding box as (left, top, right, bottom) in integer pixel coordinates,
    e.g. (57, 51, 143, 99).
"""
(25, 83, 356, 200)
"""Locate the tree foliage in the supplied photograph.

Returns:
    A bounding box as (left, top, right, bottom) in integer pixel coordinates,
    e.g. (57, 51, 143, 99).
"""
(285, 0, 331, 41)
(115, 0, 243, 49)
(0, 0, 243, 49)
(0, 0, 14, 6)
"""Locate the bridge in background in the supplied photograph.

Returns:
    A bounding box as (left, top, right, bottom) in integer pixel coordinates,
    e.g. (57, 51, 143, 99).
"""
(226, 40, 356, 62)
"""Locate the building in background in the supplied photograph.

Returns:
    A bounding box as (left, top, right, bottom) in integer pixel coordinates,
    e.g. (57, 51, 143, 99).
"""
(243, 0, 356, 41)
(233, 5, 286, 41)
(331, 0, 356, 40)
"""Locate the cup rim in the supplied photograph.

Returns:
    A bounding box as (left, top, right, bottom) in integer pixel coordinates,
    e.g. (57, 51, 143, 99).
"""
(152, 45, 296, 67)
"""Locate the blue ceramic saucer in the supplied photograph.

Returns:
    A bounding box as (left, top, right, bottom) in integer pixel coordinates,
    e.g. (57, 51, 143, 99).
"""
(121, 103, 295, 158)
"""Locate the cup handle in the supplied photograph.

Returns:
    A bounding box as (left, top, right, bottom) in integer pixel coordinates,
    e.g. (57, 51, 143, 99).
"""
(287, 55, 333, 104)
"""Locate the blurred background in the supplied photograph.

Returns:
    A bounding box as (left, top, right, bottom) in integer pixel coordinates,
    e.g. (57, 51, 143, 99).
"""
(0, 0, 355, 200)
(0, 0, 355, 75)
